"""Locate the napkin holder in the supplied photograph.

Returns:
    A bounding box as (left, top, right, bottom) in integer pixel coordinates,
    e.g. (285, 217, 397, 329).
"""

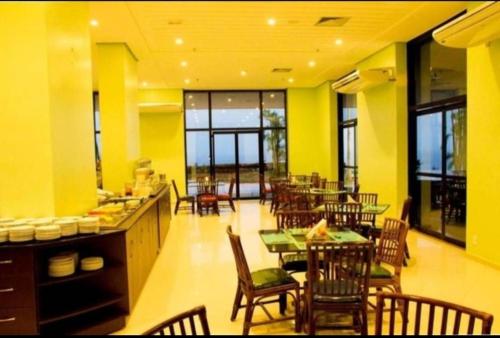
(306, 219, 328, 240)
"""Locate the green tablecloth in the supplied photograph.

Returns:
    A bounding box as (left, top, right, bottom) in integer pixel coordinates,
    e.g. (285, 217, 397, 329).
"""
(313, 203, 390, 215)
(260, 232, 292, 245)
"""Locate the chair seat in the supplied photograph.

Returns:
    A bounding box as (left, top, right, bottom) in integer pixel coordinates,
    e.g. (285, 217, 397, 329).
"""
(180, 195, 195, 202)
(282, 253, 308, 272)
(311, 280, 362, 303)
(198, 195, 217, 203)
(217, 194, 231, 201)
(370, 264, 392, 279)
(251, 268, 297, 290)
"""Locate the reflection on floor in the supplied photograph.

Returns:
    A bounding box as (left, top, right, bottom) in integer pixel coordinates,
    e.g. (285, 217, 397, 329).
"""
(114, 201, 500, 335)
(420, 209, 466, 243)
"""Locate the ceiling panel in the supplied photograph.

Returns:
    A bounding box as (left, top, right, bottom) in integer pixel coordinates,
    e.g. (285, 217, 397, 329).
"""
(89, 1, 467, 89)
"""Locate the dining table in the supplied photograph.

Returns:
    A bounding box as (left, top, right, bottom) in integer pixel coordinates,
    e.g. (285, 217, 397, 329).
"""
(312, 203, 390, 215)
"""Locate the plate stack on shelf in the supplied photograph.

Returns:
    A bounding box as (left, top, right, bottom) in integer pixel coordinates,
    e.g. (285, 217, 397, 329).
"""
(0, 228, 8, 243)
(80, 257, 104, 271)
(54, 219, 79, 237)
(0, 217, 15, 225)
(78, 217, 100, 234)
(3, 220, 28, 228)
(29, 218, 54, 228)
(9, 225, 35, 242)
(48, 253, 76, 278)
(35, 225, 62, 241)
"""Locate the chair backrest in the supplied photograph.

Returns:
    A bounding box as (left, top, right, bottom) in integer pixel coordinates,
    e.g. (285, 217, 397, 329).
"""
(259, 174, 266, 191)
(226, 226, 253, 294)
(324, 202, 363, 233)
(291, 188, 311, 210)
(228, 177, 235, 197)
(276, 210, 322, 230)
(351, 193, 378, 223)
(171, 179, 181, 199)
(353, 183, 360, 193)
(400, 196, 412, 222)
(142, 305, 211, 335)
(319, 178, 327, 189)
(306, 242, 373, 304)
(375, 292, 494, 335)
(324, 181, 344, 202)
(375, 218, 409, 274)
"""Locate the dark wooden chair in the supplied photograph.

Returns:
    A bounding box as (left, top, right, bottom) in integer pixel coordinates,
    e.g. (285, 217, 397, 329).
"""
(311, 172, 320, 188)
(217, 177, 236, 212)
(350, 192, 378, 236)
(275, 210, 323, 274)
(290, 188, 311, 211)
(324, 202, 363, 233)
(372, 197, 412, 265)
(319, 178, 327, 189)
(259, 174, 273, 205)
(226, 226, 301, 335)
(353, 183, 360, 193)
(269, 179, 286, 213)
(196, 180, 219, 216)
(304, 241, 373, 335)
(142, 305, 210, 335)
(324, 181, 344, 203)
(272, 183, 292, 215)
(375, 292, 494, 335)
(172, 179, 195, 215)
(368, 218, 409, 309)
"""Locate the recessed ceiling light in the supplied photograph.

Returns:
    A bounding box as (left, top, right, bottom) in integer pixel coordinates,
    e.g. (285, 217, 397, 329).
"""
(227, 98, 232, 103)
(188, 95, 193, 99)
(240, 70, 247, 76)
(267, 18, 276, 26)
(184, 79, 191, 84)
(191, 103, 195, 107)
(335, 38, 343, 46)
(308, 60, 316, 68)
(90, 19, 99, 27)
(180, 60, 188, 67)
(288, 78, 295, 83)
(142, 81, 148, 87)
(270, 94, 275, 98)
(175, 38, 184, 45)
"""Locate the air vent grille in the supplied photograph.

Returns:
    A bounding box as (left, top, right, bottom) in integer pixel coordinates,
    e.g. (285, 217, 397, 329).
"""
(271, 68, 292, 73)
(315, 17, 350, 27)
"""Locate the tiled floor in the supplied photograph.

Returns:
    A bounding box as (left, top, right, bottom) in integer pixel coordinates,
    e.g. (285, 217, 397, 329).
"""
(115, 200, 500, 335)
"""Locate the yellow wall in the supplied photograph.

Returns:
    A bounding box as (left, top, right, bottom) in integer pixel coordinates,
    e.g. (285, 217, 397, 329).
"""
(0, 2, 96, 217)
(138, 89, 186, 196)
(466, 39, 500, 267)
(97, 43, 140, 193)
(287, 83, 338, 180)
(356, 43, 408, 217)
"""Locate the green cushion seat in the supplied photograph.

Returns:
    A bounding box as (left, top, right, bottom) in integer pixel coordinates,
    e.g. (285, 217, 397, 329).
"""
(251, 268, 297, 290)
(312, 280, 362, 303)
(370, 264, 392, 279)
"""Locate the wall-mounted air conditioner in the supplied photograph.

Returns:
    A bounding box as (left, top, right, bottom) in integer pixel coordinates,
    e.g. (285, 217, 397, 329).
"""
(138, 102, 183, 114)
(432, 1, 500, 48)
(331, 67, 396, 94)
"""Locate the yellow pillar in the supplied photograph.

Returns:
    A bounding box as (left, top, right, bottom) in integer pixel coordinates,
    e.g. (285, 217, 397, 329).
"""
(0, 2, 97, 217)
(97, 43, 140, 193)
(356, 43, 408, 218)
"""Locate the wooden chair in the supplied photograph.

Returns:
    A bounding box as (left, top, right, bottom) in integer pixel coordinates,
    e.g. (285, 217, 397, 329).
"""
(375, 292, 494, 335)
(259, 174, 273, 205)
(324, 202, 363, 233)
(304, 242, 373, 335)
(350, 192, 378, 236)
(353, 183, 360, 193)
(368, 218, 409, 309)
(196, 180, 219, 216)
(142, 305, 210, 335)
(372, 197, 412, 265)
(290, 188, 311, 211)
(275, 210, 323, 274)
(319, 178, 327, 189)
(311, 172, 320, 188)
(172, 180, 195, 215)
(269, 179, 286, 213)
(324, 181, 344, 203)
(217, 177, 236, 212)
(226, 226, 301, 335)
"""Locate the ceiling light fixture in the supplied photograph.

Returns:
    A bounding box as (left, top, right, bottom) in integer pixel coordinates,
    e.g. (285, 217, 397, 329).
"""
(227, 98, 232, 103)
(308, 60, 316, 67)
(142, 81, 148, 87)
(184, 79, 191, 84)
(90, 19, 99, 27)
(335, 38, 343, 46)
(240, 70, 247, 76)
(188, 95, 193, 99)
(288, 78, 295, 83)
(180, 60, 188, 67)
(175, 38, 184, 45)
(270, 94, 275, 98)
(267, 18, 277, 26)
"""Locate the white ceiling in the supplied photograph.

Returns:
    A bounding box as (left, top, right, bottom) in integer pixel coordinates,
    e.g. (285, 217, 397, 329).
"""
(89, 1, 467, 90)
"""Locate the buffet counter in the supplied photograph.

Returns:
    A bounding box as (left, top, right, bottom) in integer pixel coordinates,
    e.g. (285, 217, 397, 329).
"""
(0, 185, 171, 335)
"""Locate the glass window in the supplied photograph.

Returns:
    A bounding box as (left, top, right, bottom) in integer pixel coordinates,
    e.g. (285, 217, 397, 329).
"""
(263, 129, 287, 178)
(338, 93, 358, 190)
(446, 108, 466, 176)
(342, 94, 357, 121)
(211, 92, 260, 128)
(415, 40, 466, 105)
(343, 127, 356, 167)
(186, 131, 210, 194)
(416, 113, 442, 174)
(185, 92, 209, 129)
(262, 91, 286, 127)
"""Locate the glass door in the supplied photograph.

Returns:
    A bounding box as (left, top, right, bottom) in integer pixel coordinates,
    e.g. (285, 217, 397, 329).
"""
(412, 102, 467, 246)
(212, 131, 261, 199)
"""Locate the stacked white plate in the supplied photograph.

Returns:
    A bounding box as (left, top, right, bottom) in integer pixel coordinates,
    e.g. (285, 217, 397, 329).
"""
(35, 225, 61, 241)
(29, 218, 54, 228)
(78, 217, 100, 234)
(3, 220, 28, 228)
(0, 218, 15, 224)
(9, 225, 35, 242)
(54, 219, 78, 237)
(17, 218, 36, 224)
(48, 254, 76, 278)
(0, 228, 8, 243)
(80, 257, 104, 271)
